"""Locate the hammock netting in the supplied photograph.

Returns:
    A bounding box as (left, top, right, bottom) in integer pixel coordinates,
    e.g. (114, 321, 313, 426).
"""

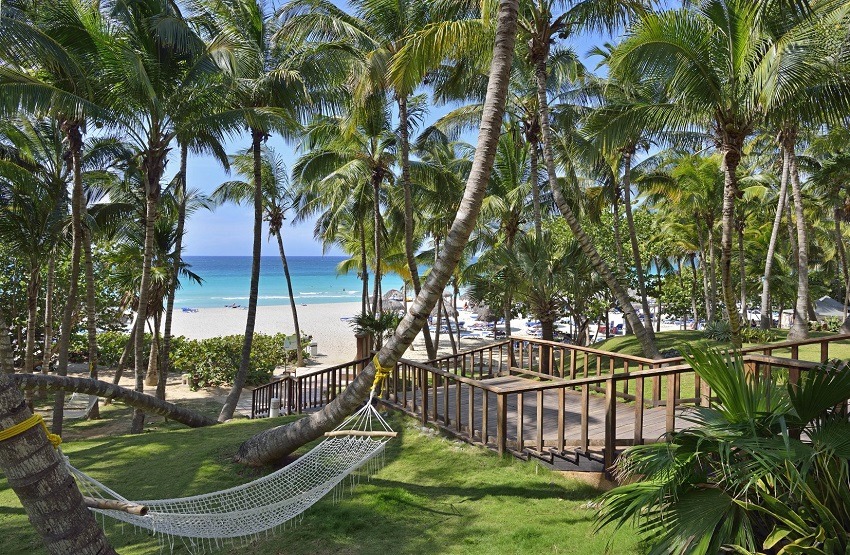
(66, 400, 393, 551)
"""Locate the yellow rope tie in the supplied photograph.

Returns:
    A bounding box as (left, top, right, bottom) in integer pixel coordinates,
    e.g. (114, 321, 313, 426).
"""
(0, 414, 62, 448)
(371, 355, 393, 394)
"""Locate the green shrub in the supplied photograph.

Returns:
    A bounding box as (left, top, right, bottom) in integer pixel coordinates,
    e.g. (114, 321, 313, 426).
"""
(170, 333, 303, 389)
(70, 331, 303, 388)
(810, 316, 844, 332)
(702, 320, 731, 342)
(739, 326, 779, 344)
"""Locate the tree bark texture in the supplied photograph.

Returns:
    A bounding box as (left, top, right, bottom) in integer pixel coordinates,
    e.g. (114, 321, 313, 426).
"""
(0, 372, 117, 555)
(235, 0, 520, 465)
(276, 231, 304, 366)
(720, 142, 744, 348)
(1, 308, 13, 374)
(398, 94, 437, 359)
(13, 373, 216, 428)
(40, 256, 55, 398)
(53, 122, 84, 436)
(622, 149, 655, 340)
(760, 149, 789, 329)
(219, 130, 264, 422)
(83, 226, 99, 419)
(784, 131, 810, 341)
(532, 52, 660, 359)
(159, 142, 189, 400)
(24, 266, 40, 377)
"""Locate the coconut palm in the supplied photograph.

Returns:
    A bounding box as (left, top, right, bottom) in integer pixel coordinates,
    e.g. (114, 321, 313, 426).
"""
(236, 0, 520, 465)
(213, 146, 306, 366)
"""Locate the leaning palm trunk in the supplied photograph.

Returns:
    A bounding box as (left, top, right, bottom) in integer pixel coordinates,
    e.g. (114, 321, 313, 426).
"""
(235, 0, 520, 465)
(14, 373, 216, 428)
(622, 149, 655, 340)
(219, 130, 264, 422)
(159, 143, 189, 400)
(398, 95, 437, 360)
(531, 53, 660, 359)
(83, 226, 99, 419)
(53, 122, 85, 436)
(275, 230, 304, 367)
(719, 143, 744, 348)
(0, 370, 117, 555)
(760, 149, 789, 329)
(784, 131, 809, 340)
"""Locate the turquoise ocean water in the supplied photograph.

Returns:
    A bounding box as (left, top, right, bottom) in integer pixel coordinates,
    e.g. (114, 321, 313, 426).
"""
(176, 256, 404, 309)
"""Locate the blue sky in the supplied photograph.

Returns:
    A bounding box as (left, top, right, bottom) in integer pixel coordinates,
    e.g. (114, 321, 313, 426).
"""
(177, 7, 613, 257)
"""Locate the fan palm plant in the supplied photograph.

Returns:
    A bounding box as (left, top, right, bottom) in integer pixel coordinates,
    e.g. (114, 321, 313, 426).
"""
(598, 348, 850, 554)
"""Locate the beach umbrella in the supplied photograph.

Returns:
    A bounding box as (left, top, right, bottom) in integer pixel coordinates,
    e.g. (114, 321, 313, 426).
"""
(474, 305, 498, 322)
(384, 299, 405, 313)
(430, 304, 458, 317)
(383, 289, 403, 301)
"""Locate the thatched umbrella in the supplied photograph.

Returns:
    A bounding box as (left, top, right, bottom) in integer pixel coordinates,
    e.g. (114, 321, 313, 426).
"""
(383, 289, 403, 302)
(474, 305, 498, 322)
(384, 299, 405, 313)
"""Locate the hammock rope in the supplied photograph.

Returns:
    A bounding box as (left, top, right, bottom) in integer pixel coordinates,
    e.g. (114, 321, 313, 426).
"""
(65, 397, 394, 546)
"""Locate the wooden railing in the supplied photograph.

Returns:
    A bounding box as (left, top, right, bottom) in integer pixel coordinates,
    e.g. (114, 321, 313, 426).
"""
(251, 333, 850, 476)
(251, 357, 370, 418)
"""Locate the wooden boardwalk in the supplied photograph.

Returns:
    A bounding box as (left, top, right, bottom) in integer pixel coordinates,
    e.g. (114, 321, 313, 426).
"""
(391, 375, 687, 451)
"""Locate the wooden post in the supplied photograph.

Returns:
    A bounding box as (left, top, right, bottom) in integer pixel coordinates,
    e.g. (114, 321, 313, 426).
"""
(536, 390, 544, 452)
(455, 380, 462, 432)
(569, 350, 577, 381)
(468, 385, 475, 437)
(421, 368, 428, 425)
(604, 377, 617, 473)
(580, 385, 589, 452)
(496, 393, 507, 456)
(821, 341, 829, 363)
(557, 388, 565, 452)
(482, 390, 489, 444)
(516, 392, 524, 451)
(633, 377, 644, 445)
(666, 372, 677, 433)
(355, 333, 372, 369)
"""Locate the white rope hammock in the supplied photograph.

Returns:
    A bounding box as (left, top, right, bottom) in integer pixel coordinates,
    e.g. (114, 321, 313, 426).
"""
(65, 399, 394, 550)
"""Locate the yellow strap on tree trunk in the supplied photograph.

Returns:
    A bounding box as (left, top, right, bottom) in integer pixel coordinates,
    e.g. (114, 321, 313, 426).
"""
(0, 413, 62, 448)
(371, 355, 392, 393)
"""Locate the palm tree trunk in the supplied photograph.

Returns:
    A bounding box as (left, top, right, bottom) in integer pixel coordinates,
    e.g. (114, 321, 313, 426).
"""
(24, 266, 40, 379)
(235, 0, 520, 465)
(1, 307, 13, 374)
(158, 142, 189, 400)
(53, 121, 84, 436)
(760, 149, 789, 329)
(39, 256, 55, 398)
(835, 213, 850, 322)
(145, 315, 159, 386)
(737, 217, 747, 326)
(719, 142, 744, 348)
(112, 323, 135, 386)
(695, 220, 713, 323)
(360, 223, 369, 315)
(442, 302, 457, 354)
(532, 52, 660, 359)
(707, 223, 718, 322)
(398, 94, 437, 360)
(689, 254, 699, 329)
(611, 184, 628, 279)
(219, 130, 264, 422)
(371, 172, 382, 316)
(784, 131, 809, 341)
(0, 369, 117, 555)
(530, 136, 542, 237)
(14, 373, 216, 427)
(82, 226, 99, 419)
(622, 149, 655, 340)
(276, 231, 304, 366)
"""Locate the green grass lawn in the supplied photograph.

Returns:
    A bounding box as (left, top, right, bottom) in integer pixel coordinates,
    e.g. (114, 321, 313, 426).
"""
(0, 404, 640, 555)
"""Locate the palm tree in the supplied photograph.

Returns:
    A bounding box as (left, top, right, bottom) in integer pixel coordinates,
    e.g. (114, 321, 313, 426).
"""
(0, 0, 110, 435)
(194, 0, 313, 422)
(213, 146, 306, 366)
(235, 0, 520, 466)
(609, 0, 845, 346)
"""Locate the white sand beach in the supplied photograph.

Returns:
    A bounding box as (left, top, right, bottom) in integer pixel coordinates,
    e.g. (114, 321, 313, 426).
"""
(169, 301, 511, 368)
